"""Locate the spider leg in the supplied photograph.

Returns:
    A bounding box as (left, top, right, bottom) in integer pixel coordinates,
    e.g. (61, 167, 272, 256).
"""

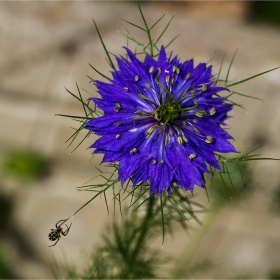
(49, 236, 60, 247)
(61, 223, 72, 236)
(55, 218, 70, 228)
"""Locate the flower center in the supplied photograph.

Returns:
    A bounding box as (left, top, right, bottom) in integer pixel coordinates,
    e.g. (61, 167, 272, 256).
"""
(155, 103, 179, 124)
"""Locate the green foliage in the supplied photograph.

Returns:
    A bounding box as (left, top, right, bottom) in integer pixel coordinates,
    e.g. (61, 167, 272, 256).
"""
(0, 193, 13, 222)
(76, 165, 206, 244)
(215, 50, 279, 110)
(117, 3, 178, 59)
(208, 161, 252, 207)
(207, 144, 280, 207)
(249, 2, 280, 26)
(268, 267, 280, 279)
(0, 191, 16, 277)
(2, 149, 51, 181)
(0, 242, 14, 278)
(270, 183, 280, 215)
(52, 196, 166, 279)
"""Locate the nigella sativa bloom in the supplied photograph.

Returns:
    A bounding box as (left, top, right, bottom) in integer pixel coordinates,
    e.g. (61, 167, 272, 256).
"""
(85, 46, 236, 196)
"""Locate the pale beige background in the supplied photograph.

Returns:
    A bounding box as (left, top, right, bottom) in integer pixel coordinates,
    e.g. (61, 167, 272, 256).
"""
(0, 2, 280, 278)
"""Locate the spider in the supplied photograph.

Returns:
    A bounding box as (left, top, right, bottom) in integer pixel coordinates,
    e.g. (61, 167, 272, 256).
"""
(48, 218, 72, 247)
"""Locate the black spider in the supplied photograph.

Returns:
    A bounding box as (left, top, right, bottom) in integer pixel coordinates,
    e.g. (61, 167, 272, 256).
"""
(48, 218, 72, 247)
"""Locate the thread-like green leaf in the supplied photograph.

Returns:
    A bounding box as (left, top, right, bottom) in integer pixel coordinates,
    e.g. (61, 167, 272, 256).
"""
(225, 49, 237, 86)
(93, 19, 115, 70)
(227, 66, 280, 87)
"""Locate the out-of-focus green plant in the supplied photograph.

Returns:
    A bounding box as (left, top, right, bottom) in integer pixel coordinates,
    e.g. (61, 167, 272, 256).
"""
(0, 193, 15, 278)
(270, 183, 280, 215)
(208, 162, 252, 208)
(51, 195, 168, 279)
(2, 149, 51, 181)
(248, 2, 280, 26)
(0, 242, 14, 278)
(268, 267, 280, 279)
(0, 192, 13, 222)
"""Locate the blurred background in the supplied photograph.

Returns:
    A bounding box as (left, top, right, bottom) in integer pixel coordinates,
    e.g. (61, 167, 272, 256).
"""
(1, 1, 280, 278)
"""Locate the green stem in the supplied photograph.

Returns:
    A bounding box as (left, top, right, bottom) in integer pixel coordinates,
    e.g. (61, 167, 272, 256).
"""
(131, 194, 155, 260)
(138, 2, 154, 57)
(122, 194, 155, 278)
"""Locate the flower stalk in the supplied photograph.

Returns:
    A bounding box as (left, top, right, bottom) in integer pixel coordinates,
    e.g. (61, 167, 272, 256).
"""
(130, 194, 155, 263)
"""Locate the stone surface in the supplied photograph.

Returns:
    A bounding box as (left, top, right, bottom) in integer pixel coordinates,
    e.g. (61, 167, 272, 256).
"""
(0, 2, 280, 278)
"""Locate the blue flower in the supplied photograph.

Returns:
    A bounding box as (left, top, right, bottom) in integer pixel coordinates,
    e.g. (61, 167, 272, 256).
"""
(85, 46, 236, 196)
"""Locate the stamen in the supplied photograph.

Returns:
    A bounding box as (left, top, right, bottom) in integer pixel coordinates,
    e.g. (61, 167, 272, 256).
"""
(166, 75, 170, 84)
(192, 119, 198, 123)
(205, 136, 213, 143)
(188, 153, 197, 160)
(123, 87, 128, 91)
(186, 73, 191, 80)
(209, 108, 216, 115)
(165, 133, 169, 146)
(132, 115, 141, 119)
(130, 148, 137, 154)
(202, 84, 207, 91)
(193, 126, 200, 133)
(149, 66, 154, 73)
(152, 159, 157, 164)
(171, 77, 174, 84)
(177, 136, 183, 145)
(147, 126, 156, 135)
(146, 125, 160, 139)
(135, 75, 139, 82)
(195, 112, 204, 118)
(186, 121, 201, 134)
(135, 110, 153, 117)
(114, 122, 121, 126)
(145, 82, 151, 88)
(182, 121, 186, 125)
(115, 134, 120, 140)
(159, 159, 164, 163)
(138, 93, 150, 101)
(197, 109, 207, 115)
(154, 113, 160, 121)
(114, 102, 121, 112)
(182, 134, 188, 143)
